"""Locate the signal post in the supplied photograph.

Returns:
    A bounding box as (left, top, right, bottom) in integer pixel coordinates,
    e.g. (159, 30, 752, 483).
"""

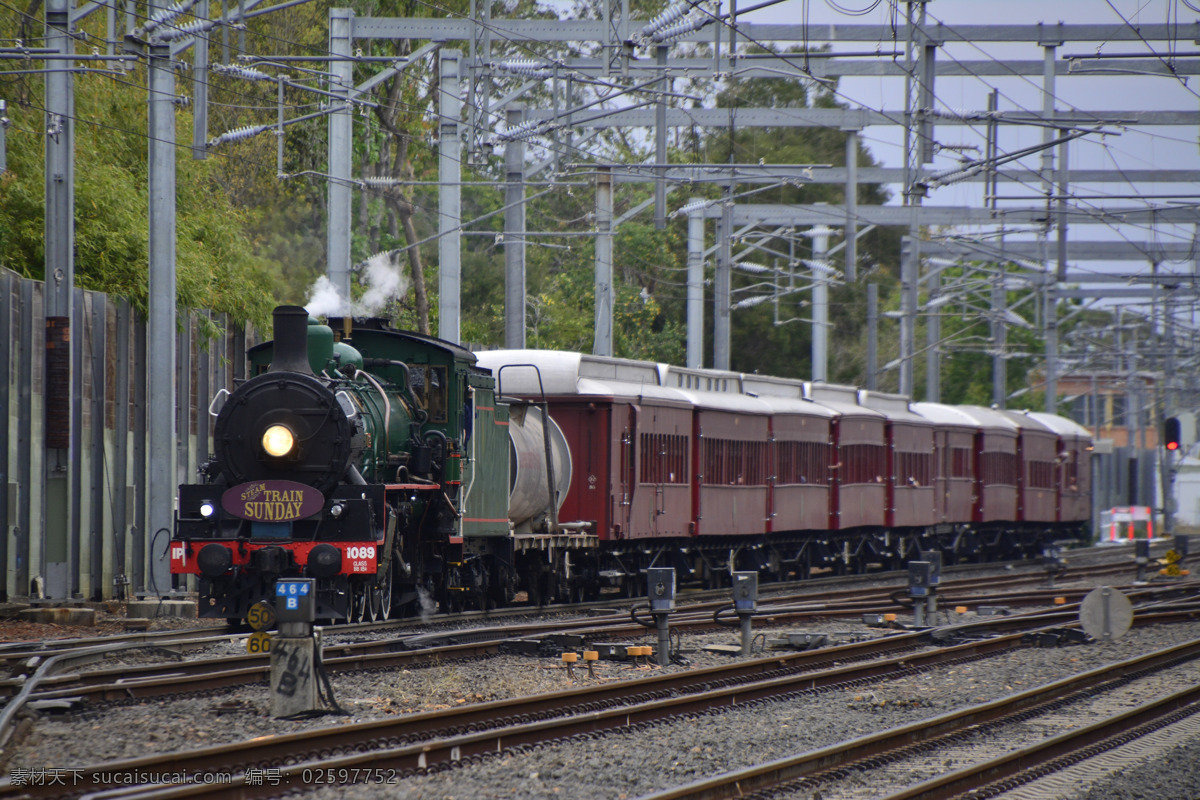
(270, 578, 320, 718)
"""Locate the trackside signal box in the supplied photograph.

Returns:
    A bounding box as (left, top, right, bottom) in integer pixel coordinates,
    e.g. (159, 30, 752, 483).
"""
(647, 568, 675, 612)
(732, 571, 758, 613)
(923, 551, 943, 587)
(908, 561, 933, 598)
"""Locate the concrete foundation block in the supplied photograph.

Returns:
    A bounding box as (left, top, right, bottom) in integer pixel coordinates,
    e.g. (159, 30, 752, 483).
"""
(18, 607, 97, 626)
(126, 600, 198, 619)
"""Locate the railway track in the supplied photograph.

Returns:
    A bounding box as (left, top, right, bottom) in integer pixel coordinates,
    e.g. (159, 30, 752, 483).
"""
(2, 601, 1197, 799)
(645, 628, 1200, 800)
(0, 554, 1192, 727)
(5, 571, 1194, 710)
(0, 546, 1164, 668)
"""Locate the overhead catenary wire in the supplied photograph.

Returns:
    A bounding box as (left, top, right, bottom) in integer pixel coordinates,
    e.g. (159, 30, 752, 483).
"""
(11, 0, 1200, 307)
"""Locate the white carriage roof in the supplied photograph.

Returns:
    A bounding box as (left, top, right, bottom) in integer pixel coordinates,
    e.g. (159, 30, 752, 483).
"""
(474, 350, 688, 403)
(859, 390, 930, 425)
(1001, 409, 1056, 434)
(957, 405, 1022, 433)
(1026, 411, 1094, 440)
(663, 364, 743, 394)
(672, 387, 775, 414)
(741, 375, 838, 419)
(911, 401, 982, 429)
(805, 382, 886, 419)
(478, 349, 787, 412)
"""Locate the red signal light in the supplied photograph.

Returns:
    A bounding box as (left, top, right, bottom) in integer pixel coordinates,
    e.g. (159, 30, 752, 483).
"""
(1165, 416, 1183, 452)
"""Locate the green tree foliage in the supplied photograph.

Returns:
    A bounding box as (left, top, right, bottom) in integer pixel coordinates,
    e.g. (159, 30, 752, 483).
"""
(0, 2, 1070, 408)
(0, 12, 278, 328)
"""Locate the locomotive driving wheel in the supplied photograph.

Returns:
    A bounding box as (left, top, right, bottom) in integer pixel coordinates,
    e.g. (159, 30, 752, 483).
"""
(371, 565, 393, 621)
(350, 580, 368, 623)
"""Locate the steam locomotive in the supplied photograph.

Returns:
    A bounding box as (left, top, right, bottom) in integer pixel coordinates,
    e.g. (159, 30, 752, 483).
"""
(170, 306, 1093, 622)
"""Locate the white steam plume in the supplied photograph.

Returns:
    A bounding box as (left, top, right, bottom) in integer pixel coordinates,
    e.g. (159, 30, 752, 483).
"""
(303, 252, 411, 319)
(305, 275, 348, 317)
(357, 251, 410, 316)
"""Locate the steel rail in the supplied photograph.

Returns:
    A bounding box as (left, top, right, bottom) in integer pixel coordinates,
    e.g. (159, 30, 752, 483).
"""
(0, 554, 1168, 667)
(8, 579, 1197, 707)
(639, 636, 1200, 800)
(10, 610, 1199, 800)
(877, 687, 1200, 799)
(0, 629, 1025, 799)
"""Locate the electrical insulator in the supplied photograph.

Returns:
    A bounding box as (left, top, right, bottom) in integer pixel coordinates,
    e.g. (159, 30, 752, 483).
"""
(209, 124, 269, 148)
(496, 59, 554, 77)
(214, 64, 272, 82)
(650, 17, 709, 44)
(145, 0, 198, 33)
(642, 1, 690, 37)
(158, 18, 218, 42)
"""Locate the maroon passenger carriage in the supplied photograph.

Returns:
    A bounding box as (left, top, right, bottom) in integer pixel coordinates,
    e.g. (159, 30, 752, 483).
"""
(1027, 412, 1093, 535)
(1003, 410, 1061, 529)
(912, 402, 980, 531)
(474, 348, 1093, 592)
(740, 374, 837, 570)
(806, 383, 887, 534)
(860, 391, 937, 551)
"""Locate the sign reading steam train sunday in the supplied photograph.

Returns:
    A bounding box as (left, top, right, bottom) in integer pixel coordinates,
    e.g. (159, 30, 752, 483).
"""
(222, 480, 324, 521)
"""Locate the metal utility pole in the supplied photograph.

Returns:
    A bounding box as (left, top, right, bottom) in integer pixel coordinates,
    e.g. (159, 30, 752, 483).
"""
(1040, 33, 1063, 413)
(653, 45, 668, 230)
(191, 0, 209, 159)
(714, 198, 733, 371)
(687, 209, 705, 369)
(866, 283, 878, 391)
(899, 235, 917, 397)
(1, 100, 8, 172)
(439, 49, 463, 344)
(593, 165, 613, 357)
(466, 0, 491, 164)
(327, 8, 354, 302)
(504, 105, 526, 349)
(147, 1, 178, 596)
(991, 263, 1007, 408)
(925, 261, 940, 402)
(44, 0, 75, 600)
(843, 124, 859, 282)
(1156, 271, 1174, 535)
(808, 225, 832, 382)
(900, 0, 928, 399)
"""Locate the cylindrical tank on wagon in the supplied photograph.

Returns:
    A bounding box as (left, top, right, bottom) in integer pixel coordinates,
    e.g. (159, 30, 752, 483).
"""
(507, 404, 573, 532)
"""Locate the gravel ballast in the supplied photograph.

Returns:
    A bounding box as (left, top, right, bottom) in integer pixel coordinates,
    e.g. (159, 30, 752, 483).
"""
(3, 544, 1198, 800)
(8, 620, 1199, 800)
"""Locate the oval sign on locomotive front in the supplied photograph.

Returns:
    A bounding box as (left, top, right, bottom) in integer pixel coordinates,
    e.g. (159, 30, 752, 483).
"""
(221, 480, 325, 522)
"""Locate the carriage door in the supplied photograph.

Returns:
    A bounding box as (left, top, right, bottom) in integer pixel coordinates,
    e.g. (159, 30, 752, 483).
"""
(616, 405, 635, 537)
(650, 407, 665, 536)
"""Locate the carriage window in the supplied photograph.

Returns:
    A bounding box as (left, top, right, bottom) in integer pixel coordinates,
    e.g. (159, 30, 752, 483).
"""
(409, 366, 448, 423)
(776, 441, 831, 485)
(639, 433, 689, 484)
(701, 438, 767, 486)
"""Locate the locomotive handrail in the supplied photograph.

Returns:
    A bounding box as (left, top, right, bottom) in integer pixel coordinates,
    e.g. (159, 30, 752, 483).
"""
(496, 364, 560, 533)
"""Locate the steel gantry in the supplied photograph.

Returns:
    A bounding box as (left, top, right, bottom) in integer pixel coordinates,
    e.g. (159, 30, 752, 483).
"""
(11, 3, 1200, 602)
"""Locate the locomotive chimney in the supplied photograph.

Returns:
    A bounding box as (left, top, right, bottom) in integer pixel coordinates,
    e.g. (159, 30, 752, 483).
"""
(268, 305, 314, 375)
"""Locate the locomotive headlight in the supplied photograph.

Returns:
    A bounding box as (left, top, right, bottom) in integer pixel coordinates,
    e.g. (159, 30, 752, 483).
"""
(262, 424, 296, 457)
(199, 501, 216, 518)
